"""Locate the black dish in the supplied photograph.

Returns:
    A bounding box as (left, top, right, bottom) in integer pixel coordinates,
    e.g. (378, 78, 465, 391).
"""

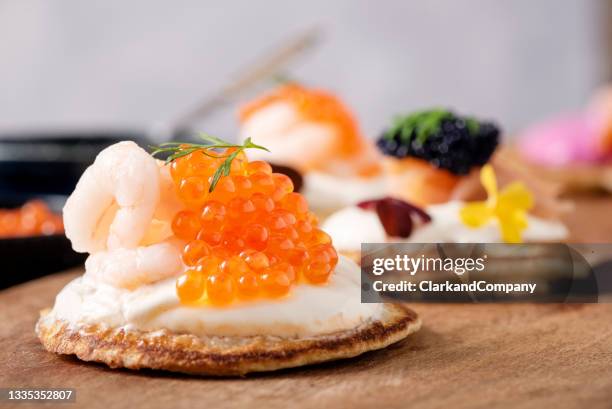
(0, 130, 150, 195)
(0, 193, 85, 289)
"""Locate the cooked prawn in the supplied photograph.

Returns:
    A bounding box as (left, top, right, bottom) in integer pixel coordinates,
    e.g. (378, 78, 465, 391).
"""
(153, 161, 183, 224)
(140, 162, 184, 246)
(63, 141, 160, 253)
(239, 84, 381, 176)
(84, 239, 183, 289)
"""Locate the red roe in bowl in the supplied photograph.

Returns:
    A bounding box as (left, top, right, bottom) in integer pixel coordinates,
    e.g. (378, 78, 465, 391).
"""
(0, 200, 63, 238)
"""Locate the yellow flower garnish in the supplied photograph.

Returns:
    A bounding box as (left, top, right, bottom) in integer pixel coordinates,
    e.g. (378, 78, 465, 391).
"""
(459, 165, 534, 243)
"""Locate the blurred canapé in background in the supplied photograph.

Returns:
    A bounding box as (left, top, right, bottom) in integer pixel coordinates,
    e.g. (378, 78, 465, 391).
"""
(0, 0, 610, 138)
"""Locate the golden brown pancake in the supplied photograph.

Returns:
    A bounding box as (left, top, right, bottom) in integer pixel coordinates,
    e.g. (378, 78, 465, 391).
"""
(36, 304, 420, 376)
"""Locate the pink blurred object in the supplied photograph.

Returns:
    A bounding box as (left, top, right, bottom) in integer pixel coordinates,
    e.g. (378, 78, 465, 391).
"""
(518, 113, 608, 166)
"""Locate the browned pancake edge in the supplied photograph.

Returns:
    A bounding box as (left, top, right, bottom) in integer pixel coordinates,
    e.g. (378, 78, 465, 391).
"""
(36, 304, 420, 376)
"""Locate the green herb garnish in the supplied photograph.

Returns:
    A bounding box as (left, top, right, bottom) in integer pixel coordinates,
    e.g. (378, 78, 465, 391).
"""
(151, 133, 269, 192)
(464, 116, 480, 135)
(386, 108, 480, 145)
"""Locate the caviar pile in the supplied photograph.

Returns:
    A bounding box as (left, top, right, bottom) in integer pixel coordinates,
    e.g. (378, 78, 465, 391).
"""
(376, 109, 500, 175)
(0, 200, 63, 238)
(169, 148, 338, 305)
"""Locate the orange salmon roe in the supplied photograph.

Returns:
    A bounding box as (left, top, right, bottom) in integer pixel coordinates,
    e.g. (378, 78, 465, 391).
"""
(176, 269, 205, 303)
(170, 147, 338, 305)
(0, 200, 63, 238)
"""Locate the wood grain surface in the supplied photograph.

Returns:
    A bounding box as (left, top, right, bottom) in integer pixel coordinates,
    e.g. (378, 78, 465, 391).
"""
(1, 196, 612, 409)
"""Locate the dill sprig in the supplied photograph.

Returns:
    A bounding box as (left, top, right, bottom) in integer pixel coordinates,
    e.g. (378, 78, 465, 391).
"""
(150, 133, 269, 192)
(385, 108, 480, 145)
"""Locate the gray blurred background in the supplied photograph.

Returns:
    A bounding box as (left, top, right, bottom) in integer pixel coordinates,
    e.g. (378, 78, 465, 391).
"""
(0, 0, 610, 138)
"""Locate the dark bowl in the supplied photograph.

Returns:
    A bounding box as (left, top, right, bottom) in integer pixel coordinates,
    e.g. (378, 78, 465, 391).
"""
(0, 130, 149, 195)
(0, 193, 85, 289)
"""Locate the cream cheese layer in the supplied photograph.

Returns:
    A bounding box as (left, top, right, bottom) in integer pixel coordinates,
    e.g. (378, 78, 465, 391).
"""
(50, 256, 383, 338)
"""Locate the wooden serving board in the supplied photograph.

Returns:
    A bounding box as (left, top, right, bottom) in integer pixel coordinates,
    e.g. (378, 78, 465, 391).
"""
(1, 196, 612, 409)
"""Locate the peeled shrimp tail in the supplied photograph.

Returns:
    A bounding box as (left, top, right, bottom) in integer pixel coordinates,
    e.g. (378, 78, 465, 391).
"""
(63, 166, 114, 253)
(63, 141, 160, 253)
(84, 239, 183, 290)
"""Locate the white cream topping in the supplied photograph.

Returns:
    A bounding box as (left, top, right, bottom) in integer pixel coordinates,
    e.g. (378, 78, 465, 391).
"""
(323, 201, 569, 251)
(322, 206, 386, 251)
(409, 201, 569, 243)
(240, 101, 335, 168)
(50, 256, 383, 338)
(303, 172, 387, 211)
